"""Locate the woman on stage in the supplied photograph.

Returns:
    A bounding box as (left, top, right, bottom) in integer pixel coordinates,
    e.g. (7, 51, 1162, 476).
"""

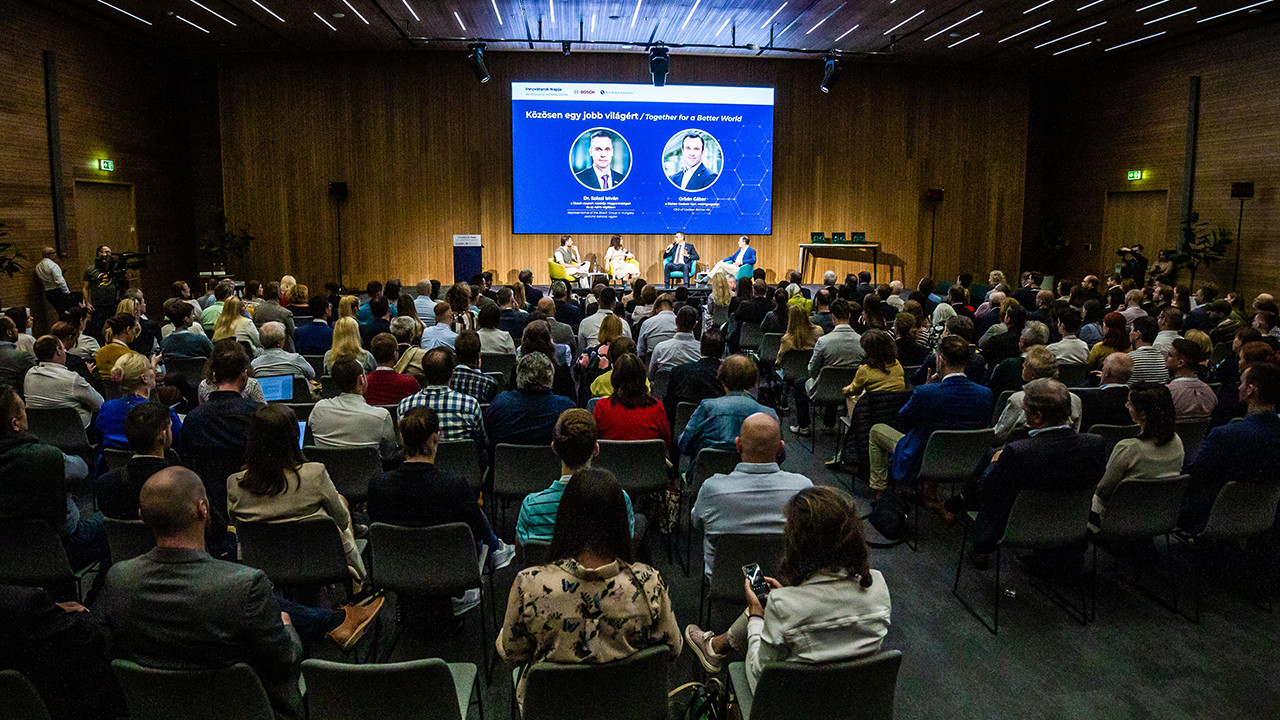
(605, 235, 641, 282)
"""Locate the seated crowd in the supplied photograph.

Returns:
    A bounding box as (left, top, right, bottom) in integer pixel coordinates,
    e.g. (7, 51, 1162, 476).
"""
(1, 262, 1277, 719)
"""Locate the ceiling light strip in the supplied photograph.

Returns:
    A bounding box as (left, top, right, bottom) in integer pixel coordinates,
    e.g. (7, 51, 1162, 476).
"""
(175, 14, 210, 32)
(1135, 0, 1170, 10)
(1077, 0, 1104, 8)
(1104, 29, 1165, 50)
(883, 9, 925, 35)
(549, 0, 555, 24)
(761, 3, 787, 29)
(94, 0, 152, 25)
(401, 0, 419, 22)
(924, 10, 983, 41)
(1034, 20, 1106, 47)
(834, 23, 859, 41)
(250, 0, 284, 22)
(1024, 0, 1055, 13)
(1145, 6, 1196, 23)
(453, 10, 466, 30)
(1053, 39, 1091, 54)
(682, 0, 701, 30)
(715, 16, 732, 36)
(187, 0, 235, 25)
(948, 31, 979, 47)
(1000, 19, 1050, 41)
(312, 11, 337, 30)
(807, 2, 846, 33)
(631, 0, 642, 28)
(492, 0, 503, 25)
(1197, 0, 1273, 22)
(341, 0, 368, 24)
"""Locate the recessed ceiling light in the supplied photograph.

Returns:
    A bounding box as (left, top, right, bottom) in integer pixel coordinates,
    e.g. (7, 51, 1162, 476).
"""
(333, 13, 344, 18)
(950, 32, 961, 36)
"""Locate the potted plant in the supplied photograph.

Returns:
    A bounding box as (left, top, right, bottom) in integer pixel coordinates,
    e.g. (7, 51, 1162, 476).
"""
(1170, 211, 1232, 288)
(199, 211, 254, 274)
(0, 223, 24, 277)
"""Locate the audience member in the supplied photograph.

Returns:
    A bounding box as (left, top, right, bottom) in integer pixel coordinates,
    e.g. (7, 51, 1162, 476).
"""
(1127, 316, 1169, 385)
(159, 298, 212, 360)
(809, 289, 835, 335)
(497, 286, 530, 340)
(893, 312, 929, 367)
(593, 353, 671, 445)
(500, 467, 677, 711)
(678, 354, 776, 459)
(95, 313, 142, 381)
(49, 321, 102, 393)
(551, 281, 583, 330)
(1086, 311, 1131, 371)
(251, 321, 315, 379)
(579, 287, 632, 346)
(294, 296, 335, 355)
(761, 288, 790, 334)
(24, 335, 103, 427)
(359, 296, 393, 347)
(362, 333, 420, 405)
(1046, 311, 1089, 366)
(1080, 352, 1135, 429)
(310, 358, 401, 462)
(518, 321, 576, 397)
(325, 316, 376, 373)
(841, 329, 906, 417)
(986, 321, 1049, 396)
(992, 346, 1082, 443)
(485, 352, 575, 452)
(1165, 338, 1216, 421)
(665, 329, 727, 425)
(792, 299, 863, 436)
(95, 353, 181, 450)
(979, 303, 1027, 368)
(198, 280, 234, 333)
(684, 486, 890, 688)
(251, 281, 296, 352)
(588, 336, 644, 398)
(96, 401, 174, 521)
(637, 294, 678, 356)
(421, 301, 459, 351)
(1119, 289, 1147, 331)
(448, 329, 499, 404)
(1089, 383, 1184, 531)
(1152, 307, 1183, 354)
(180, 341, 261, 515)
(477, 303, 516, 355)
(649, 305, 701, 375)
(911, 315, 986, 386)
(212, 296, 261, 357)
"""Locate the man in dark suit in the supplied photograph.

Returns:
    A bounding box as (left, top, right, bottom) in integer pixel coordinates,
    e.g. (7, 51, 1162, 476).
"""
(980, 304, 1027, 370)
(912, 316, 987, 386)
(666, 330, 727, 426)
(551, 281, 583, 332)
(574, 130, 626, 190)
(969, 378, 1107, 563)
(668, 132, 718, 190)
(869, 336, 994, 500)
(252, 281, 296, 353)
(496, 286, 529, 340)
(1078, 353, 1133, 429)
(518, 270, 543, 309)
(1012, 270, 1044, 310)
(101, 467, 383, 720)
(663, 232, 700, 286)
(1180, 361, 1280, 533)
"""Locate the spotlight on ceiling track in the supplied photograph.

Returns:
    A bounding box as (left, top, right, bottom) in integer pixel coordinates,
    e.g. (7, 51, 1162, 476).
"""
(649, 44, 670, 87)
(467, 42, 490, 83)
(562, 40, 571, 55)
(820, 53, 840, 93)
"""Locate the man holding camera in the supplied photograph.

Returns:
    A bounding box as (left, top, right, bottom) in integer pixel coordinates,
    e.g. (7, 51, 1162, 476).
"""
(83, 245, 125, 340)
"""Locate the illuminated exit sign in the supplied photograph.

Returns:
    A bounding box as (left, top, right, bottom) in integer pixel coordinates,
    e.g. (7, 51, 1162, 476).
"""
(1127, 170, 1142, 181)
(98, 159, 114, 171)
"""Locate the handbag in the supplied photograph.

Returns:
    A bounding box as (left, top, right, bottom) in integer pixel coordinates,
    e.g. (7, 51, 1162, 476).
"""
(668, 678, 724, 720)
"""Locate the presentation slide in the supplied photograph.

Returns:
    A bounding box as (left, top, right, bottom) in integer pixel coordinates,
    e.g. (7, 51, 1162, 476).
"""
(511, 82, 774, 235)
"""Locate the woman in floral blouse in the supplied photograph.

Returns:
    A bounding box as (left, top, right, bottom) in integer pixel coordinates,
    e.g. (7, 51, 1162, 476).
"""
(497, 468, 681, 709)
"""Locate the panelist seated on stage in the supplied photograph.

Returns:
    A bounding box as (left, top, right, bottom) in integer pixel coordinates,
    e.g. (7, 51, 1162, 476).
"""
(662, 232, 700, 286)
(553, 235, 592, 287)
(668, 132, 718, 191)
(707, 235, 757, 280)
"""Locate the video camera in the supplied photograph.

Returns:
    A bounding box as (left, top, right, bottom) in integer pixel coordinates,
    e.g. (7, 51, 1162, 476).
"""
(107, 251, 148, 271)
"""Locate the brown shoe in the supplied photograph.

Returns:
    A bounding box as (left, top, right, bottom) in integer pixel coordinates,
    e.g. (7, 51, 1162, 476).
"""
(326, 596, 385, 653)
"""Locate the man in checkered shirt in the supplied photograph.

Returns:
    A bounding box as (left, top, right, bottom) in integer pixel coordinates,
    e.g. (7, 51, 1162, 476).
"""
(397, 347, 485, 449)
(448, 330, 498, 405)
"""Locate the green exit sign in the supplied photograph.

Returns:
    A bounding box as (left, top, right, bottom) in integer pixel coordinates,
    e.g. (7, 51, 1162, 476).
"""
(98, 159, 114, 171)
(1127, 170, 1142, 181)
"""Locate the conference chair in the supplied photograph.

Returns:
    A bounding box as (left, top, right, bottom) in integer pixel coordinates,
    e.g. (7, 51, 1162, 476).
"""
(304, 446, 381, 505)
(680, 447, 740, 576)
(24, 407, 93, 459)
(672, 401, 699, 445)
(303, 355, 326, 378)
(1089, 475, 1189, 618)
(804, 366, 860, 452)
(376, 404, 400, 426)
(587, 396, 600, 413)
(1173, 481, 1280, 623)
(319, 375, 340, 398)
(700, 533, 785, 628)
(282, 402, 315, 421)
(491, 443, 562, 529)
(595, 439, 669, 497)
(0, 520, 95, 602)
(485, 371, 506, 394)
(1085, 423, 1141, 458)
(302, 657, 481, 720)
(1174, 419, 1211, 461)
(112, 660, 274, 720)
(517, 541, 552, 569)
(0, 668, 52, 719)
(736, 263, 755, 281)
(547, 258, 577, 284)
(757, 333, 783, 366)
(991, 389, 1017, 426)
(368, 523, 494, 676)
(102, 447, 132, 471)
(909, 428, 995, 550)
(952, 486, 1095, 634)
(481, 352, 517, 383)
(662, 257, 697, 286)
(520, 645, 671, 720)
(164, 356, 208, 390)
(435, 439, 484, 495)
(728, 649, 903, 720)
(236, 516, 357, 598)
(1058, 363, 1088, 388)
(777, 349, 813, 392)
(739, 321, 764, 352)
(101, 380, 123, 401)
(103, 517, 155, 563)
(649, 369, 671, 401)
(843, 390, 914, 485)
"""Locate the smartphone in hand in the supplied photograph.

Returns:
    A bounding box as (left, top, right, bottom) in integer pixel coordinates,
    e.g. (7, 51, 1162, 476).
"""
(742, 563, 770, 605)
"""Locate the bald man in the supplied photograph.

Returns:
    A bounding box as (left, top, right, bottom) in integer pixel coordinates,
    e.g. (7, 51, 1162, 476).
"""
(101, 468, 382, 720)
(690, 412, 812, 581)
(35, 246, 71, 314)
(1080, 352, 1135, 430)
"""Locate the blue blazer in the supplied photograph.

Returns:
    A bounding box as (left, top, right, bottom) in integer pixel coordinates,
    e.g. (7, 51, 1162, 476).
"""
(721, 247, 757, 266)
(1181, 411, 1280, 532)
(891, 375, 993, 483)
(670, 164, 718, 191)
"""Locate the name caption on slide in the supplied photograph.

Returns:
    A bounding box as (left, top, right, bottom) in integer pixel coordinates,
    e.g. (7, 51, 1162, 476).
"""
(524, 110, 743, 123)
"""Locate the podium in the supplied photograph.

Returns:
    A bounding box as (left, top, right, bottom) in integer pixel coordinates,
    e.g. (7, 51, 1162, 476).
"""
(453, 234, 482, 283)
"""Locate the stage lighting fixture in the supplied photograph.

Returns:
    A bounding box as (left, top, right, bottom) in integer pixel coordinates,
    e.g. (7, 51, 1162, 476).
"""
(467, 42, 490, 83)
(820, 53, 840, 93)
(562, 40, 571, 55)
(649, 45, 670, 86)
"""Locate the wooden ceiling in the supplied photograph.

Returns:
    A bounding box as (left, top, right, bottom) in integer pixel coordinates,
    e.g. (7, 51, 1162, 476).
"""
(52, 0, 1280, 68)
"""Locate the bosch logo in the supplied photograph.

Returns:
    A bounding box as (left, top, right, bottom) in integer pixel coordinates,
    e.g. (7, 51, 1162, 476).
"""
(577, 90, 597, 95)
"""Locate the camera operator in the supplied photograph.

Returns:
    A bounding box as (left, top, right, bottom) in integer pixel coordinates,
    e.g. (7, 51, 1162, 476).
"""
(83, 245, 129, 341)
(1117, 244, 1149, 287)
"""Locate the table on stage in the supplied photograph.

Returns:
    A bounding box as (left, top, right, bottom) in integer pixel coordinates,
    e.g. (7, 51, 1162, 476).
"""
(796, 243, 881, 284)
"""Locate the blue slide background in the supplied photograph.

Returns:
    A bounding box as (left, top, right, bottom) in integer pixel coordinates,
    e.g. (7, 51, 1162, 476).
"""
(512, 91, 774, 235)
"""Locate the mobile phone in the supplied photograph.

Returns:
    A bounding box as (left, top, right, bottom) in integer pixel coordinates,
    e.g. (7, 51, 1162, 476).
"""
(742, 563, 770, 605)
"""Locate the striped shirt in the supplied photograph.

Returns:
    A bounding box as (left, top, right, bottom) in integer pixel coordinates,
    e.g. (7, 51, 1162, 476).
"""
(1128, 346, 1169, 385)
(398, 385, 483, 443)
(516, 475, 635, 545)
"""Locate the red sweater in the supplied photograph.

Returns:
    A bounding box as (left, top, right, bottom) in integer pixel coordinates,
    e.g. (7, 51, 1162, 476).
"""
(364, 367, 422, 406)
(592, 397, 671, 446)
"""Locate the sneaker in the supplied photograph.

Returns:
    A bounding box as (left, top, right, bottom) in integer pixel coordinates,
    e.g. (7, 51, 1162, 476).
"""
(452, 588, 481, 616)
(788, 424, 811, 437)
(326, 595, 385, 653)
(684, 624, 725, 673)
(491, 540, 516, 570)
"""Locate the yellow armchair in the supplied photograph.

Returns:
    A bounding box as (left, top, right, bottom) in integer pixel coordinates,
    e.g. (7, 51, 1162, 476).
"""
(548, 258, 577, 282)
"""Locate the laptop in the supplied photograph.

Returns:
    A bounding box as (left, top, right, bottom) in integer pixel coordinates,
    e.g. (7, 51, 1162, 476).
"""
(258, 375, 293, 402)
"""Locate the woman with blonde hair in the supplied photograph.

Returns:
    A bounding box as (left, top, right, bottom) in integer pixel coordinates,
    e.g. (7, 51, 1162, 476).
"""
(287, 283, 309, 311)
(212, 295, 261, 357)
(96, 313, 142, 380)
(336, 295, 360, 321)
(704, 272, 733, 333)
(511, 282, 529, 313)
(778, 305, 823, 410)
(94, 351, 181, 449)
(280, 275, 297, 304)
(325, 316, 375, 373)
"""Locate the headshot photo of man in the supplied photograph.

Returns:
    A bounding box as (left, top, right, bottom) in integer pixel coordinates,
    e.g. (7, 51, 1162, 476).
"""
(665, 130, 720, 192)
(571, 128, 630, 191)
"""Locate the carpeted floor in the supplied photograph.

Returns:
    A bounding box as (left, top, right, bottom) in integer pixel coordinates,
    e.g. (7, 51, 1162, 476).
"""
(297, 411, 1280, 720)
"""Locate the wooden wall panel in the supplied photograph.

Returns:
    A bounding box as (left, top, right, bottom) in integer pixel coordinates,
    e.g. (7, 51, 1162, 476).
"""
(0, 0, 198, 322)
(1033, 21, 1280, 298)
(219, 53, 1030, 292)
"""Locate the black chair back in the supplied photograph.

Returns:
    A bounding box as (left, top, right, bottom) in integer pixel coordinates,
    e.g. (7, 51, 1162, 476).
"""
(112, 660, 274, 720)
(236, 517, 351, 589)
(522, 645, 671, 720)
(304, 446, 382, 504)
(103, 517, 156, 563)
(0, 668, 53, 720)
(748, 650, 903, 720)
